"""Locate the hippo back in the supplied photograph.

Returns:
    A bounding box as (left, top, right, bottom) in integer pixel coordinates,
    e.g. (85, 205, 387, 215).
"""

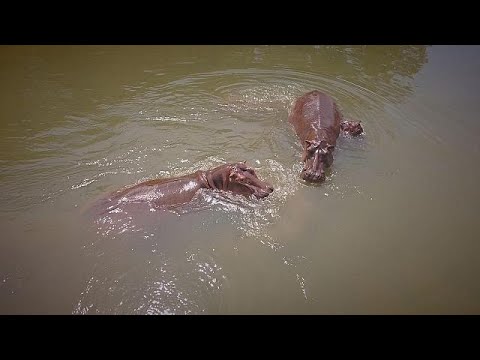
(288, 90, 342, 143)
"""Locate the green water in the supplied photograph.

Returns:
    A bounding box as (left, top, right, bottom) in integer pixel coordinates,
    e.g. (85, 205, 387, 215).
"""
(1, 45, 479, 314)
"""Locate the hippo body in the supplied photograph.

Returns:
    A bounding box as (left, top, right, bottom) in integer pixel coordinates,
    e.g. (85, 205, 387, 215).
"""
(288, 90, 342, 154)
(288, 90, 363, 182)
(89, 162, 273, 216)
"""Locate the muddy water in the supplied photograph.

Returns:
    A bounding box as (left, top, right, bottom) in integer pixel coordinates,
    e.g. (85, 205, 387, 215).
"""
(1, 45, 479, 314)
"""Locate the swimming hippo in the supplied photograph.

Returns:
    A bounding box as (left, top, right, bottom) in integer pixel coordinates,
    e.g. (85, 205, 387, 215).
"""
(288, 90, 363, 183)
(90, 162, 274, 215)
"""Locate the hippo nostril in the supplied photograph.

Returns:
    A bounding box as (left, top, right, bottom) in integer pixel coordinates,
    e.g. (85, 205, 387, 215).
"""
(267, 186, 274, 193)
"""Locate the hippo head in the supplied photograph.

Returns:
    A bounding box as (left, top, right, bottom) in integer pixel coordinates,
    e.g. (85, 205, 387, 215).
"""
(226, 162, 274, 199)
(301, 140, 335, 183)
(206, 162, 273, 199)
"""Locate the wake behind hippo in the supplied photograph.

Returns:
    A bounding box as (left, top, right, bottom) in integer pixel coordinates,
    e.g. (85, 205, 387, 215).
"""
(88, 162, 274, 216)
(288, 90, 363, 183)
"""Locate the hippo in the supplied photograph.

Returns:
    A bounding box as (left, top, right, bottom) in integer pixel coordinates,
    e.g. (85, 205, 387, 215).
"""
(288, 90, 363, 183)
(89, 162, 274, 215)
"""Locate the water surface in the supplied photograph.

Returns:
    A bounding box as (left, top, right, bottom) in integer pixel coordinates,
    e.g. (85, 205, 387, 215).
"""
(1, 45, 479, 314)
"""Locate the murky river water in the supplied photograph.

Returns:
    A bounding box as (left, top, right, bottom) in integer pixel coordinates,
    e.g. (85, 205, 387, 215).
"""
(1, 45, 479, 314)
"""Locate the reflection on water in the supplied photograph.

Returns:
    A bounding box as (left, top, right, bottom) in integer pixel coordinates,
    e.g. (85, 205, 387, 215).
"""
(1, 45, 480, 314)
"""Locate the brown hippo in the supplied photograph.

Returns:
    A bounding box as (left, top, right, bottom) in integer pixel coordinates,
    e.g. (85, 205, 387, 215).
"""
(90, 162, 274, 215)
(288, 90, 363, 183)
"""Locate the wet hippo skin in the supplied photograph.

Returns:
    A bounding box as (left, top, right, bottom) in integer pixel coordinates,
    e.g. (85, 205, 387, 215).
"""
(288, 90, 363, 183)
(90, 162, 274, 215)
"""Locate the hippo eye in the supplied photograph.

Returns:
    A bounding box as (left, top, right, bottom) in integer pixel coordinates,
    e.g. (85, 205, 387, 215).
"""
(232, 173, 247, 182)
(238, 174, 252, 184)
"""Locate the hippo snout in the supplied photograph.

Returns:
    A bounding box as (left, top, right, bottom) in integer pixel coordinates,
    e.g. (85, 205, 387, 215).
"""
(301, 169, 325, 183)
(260, 185, 274, 198)
(254, 184, 274, 198)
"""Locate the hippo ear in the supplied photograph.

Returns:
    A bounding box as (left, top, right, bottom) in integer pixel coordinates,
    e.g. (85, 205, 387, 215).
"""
(305, 140, 316, 151)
